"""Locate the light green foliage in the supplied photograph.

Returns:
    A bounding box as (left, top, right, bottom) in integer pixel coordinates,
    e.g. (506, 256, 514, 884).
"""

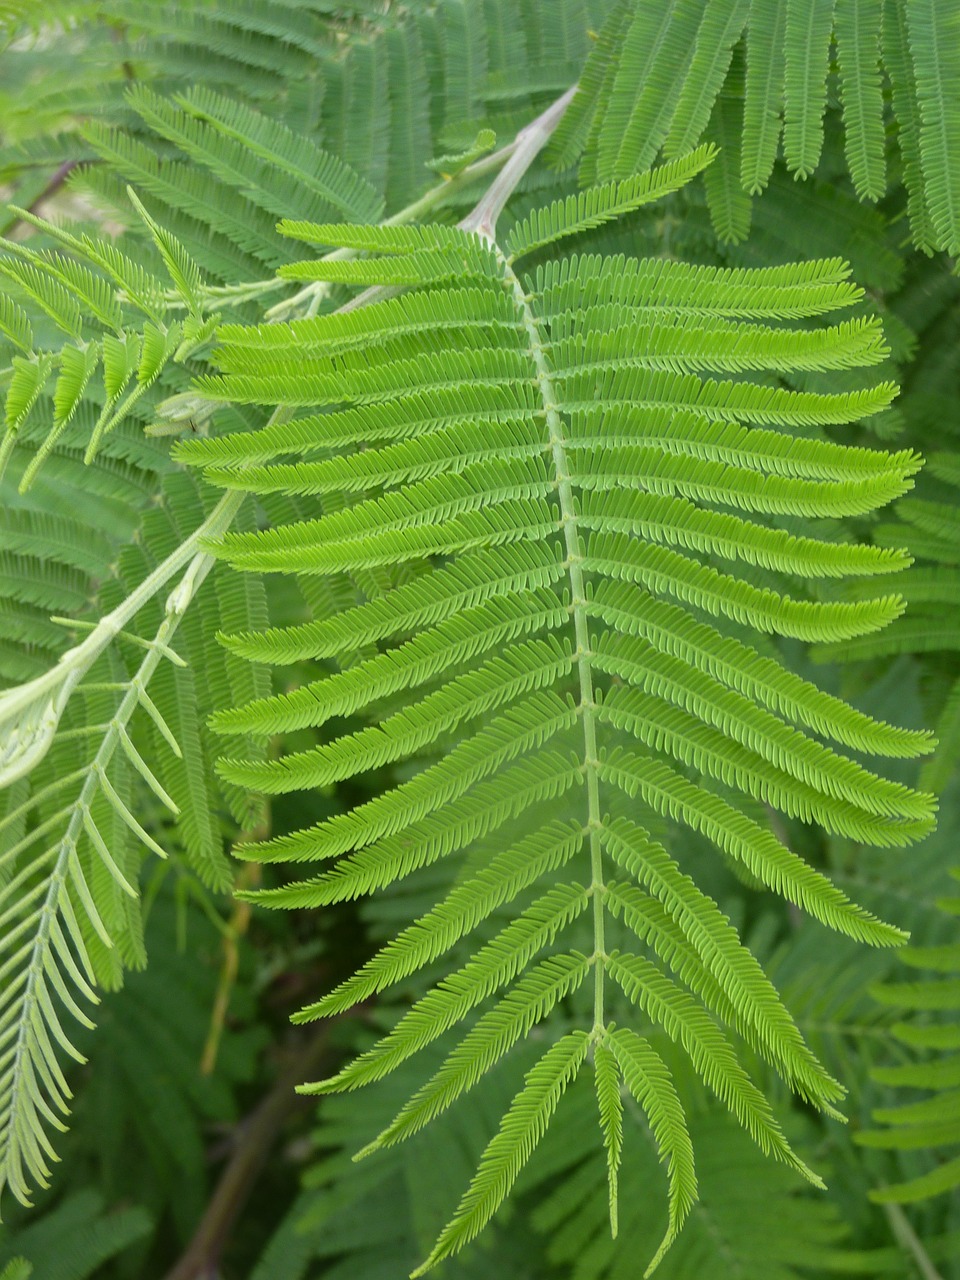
(818, 456, 960, 794)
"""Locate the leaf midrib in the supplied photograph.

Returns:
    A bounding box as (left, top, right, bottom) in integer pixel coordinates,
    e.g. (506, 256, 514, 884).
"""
(495, 244, 606, 1034)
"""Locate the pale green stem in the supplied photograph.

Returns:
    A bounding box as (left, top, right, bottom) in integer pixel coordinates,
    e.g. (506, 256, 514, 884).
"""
(882, 1203, 944, 1280)
(459, 81, 604, 1032)
(0, 489, 244, 789)
(498, 247, 605, 1035)
(264, 85, 577, 323)
(1, 538, 228, 1204)
(459, 88, 577, 238)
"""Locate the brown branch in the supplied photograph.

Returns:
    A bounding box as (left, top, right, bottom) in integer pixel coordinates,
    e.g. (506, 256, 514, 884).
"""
(163, 1028, 334, 1280)
(25, 160, 80, 216)
(201, 799, 270, 1077)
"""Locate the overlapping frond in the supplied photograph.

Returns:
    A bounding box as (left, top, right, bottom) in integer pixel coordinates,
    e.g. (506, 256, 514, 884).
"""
(530, 1087, 861, 1280)
(0, 199, 209, 490)
(856, 868, 960, 1203)
(0, 590, 176, 1205)
(551, 0, 960, 255)
(816, 454, 960, 793)
(0, 467, 267, 1206)
(184, 165, 935, 1273)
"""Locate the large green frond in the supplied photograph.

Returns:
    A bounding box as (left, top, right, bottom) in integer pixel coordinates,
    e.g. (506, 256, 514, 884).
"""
(186, 163, 934, 1272)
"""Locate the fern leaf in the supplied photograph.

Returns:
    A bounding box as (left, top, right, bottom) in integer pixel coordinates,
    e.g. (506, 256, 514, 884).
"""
(783, 0, 836, 178)
(596, 646, 931, 823)
(703, 82, 753, 244)
(835, 0, 886, 201)
(4, 355, 54, 437)
(100, 332, 141, 402)
(606, 1026, 697, 1275)
(77, 126, 289, 275)
(905, 0, 960, 255)
(7, 209, 168, 323)
(598, 818, 843, 1111)
(586, 539, 904, 642)
(741, 0, 786, 192)
(219, 639, 573, 793)
(0, 257, 82, 339)
(277, 221, 482, 255)
(190, 172, 934, 1273)
(883, 0, 937, 251)
(216, 543, 565, 664)
(126, 189, 205, 319)
(17, 345, 102, 491)
(365, 954, 592, 1153)
(536, 254, 865, 320)
(506, 147, 716, 261)
(600, 752, 914, 941)
(174, 85, 383, 223)
(249, 755, 581, 909)
(592, 1038, 623, 1237)
(302, 821, 583, 1013)
(0, 295, 33, 355)
(301, 885, 590, 1084)
(548, 0, 954, 255)
(277, 242, 499, 289)
(0, 468, 248, 1202)
(410, 1031, 590, 1276)
(237, 694, 578, 883)
(212, 590, 569, 735)
(603, 937, 800, 1169)
(0, 241, 122, 333)
(599, 1, 703, 181)
(664, 0, 750, 159)
(856, 884, 960, 1203)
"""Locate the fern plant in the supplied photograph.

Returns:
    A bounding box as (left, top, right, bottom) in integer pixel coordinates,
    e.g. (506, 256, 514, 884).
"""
(0, 2, 956, 1276)
(170, 128, 939, 1268)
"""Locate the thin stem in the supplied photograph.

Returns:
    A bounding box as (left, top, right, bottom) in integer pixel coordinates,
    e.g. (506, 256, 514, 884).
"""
(265, 85, 577, 322)
(500, 249, 605, 1034)
(163, 1030, 335, 1280)
(0, 489, 244, 789)
(882, 1203, 944, 1280)
(459, 87, 577, 239)
(200, 861, 262, 1076)
(462, 80, 607, 1031)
